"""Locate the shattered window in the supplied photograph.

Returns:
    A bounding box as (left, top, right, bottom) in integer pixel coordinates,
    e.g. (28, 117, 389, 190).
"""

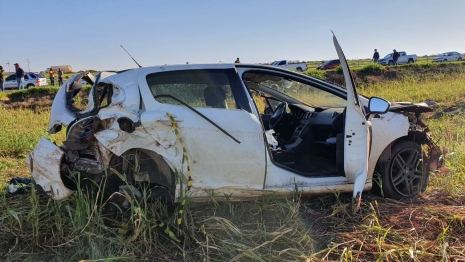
(146, 70, 237, 109)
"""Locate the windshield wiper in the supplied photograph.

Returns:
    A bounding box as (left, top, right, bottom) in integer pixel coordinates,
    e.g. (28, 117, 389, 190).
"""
(154, 95, 241, 144)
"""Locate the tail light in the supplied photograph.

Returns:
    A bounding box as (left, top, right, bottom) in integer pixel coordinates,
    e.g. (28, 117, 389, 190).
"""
(36, 78, 40, 84)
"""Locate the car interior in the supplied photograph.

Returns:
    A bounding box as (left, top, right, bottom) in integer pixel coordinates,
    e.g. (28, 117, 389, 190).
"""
(242, 71, 348, 177)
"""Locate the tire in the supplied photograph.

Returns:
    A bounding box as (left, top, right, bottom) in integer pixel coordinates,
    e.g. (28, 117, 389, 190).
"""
(458, 57, 462, 61)
(296, 67, 303, 72)
(375, 140, 429, 199)
(408, 59, 414, 64)
(388, 61, 394, 66)
(443, 59, 447, 62)
(25, 84, 34, 89)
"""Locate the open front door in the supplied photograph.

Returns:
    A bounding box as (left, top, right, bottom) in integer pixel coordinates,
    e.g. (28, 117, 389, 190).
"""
(333, 34, 371, 199)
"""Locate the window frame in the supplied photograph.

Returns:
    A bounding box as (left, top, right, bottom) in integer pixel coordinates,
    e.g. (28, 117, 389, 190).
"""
(145, 68, 252, 113)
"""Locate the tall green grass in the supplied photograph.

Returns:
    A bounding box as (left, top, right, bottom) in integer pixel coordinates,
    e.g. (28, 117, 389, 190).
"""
(359, 73, 465, 107)
(0, 107, 65, 158)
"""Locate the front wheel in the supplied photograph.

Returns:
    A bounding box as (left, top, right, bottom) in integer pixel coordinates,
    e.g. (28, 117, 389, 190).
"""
(374, 140, 429, 199)
(443, 59, 447, 62)
(388, 61, 394, 66)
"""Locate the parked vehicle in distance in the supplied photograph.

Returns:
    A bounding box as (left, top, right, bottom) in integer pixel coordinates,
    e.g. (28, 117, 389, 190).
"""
(316, 59, 340, 70)
(378, 51, 417, 65)
(432, 52, 464, 62)
(271, 60, 307, 72)
(3, 73, 48, 90)
(27, 36, 442, 207)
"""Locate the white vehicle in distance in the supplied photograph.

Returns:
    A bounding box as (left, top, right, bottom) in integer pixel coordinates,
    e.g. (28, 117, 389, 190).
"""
(271, 60, 308, 72)
(377, 51, 417, 66)
(3, 73, 48, 90)
(432, 52, 464, 62)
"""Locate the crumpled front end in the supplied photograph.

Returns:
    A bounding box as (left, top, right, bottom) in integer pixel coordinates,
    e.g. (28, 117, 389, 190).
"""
(26, 137, 73, 200)
(27, 69, 183, 204)
(390, 100, 444, 171)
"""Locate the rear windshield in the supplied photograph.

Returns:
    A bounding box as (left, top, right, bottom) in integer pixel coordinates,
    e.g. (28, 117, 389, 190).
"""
(35, 74, 45, 78)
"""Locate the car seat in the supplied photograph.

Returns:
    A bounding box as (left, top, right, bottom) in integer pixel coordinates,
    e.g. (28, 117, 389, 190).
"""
(204, 86, 227, 108)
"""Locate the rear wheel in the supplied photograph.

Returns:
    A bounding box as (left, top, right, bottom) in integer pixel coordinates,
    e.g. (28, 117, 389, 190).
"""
(388, 61, 394, 66)
(296, 67, 303, 72)
(25, 84, 34, 89)
(458, 57, 463, 61)
(443, 59, 447, 62)
(375, 140, 428, 199)
(408, 59, 414, 64)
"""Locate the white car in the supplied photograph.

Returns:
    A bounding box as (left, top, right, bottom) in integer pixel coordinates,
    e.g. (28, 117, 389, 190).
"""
(27, 36, 441, 206)
(432, 52, 464, 62)
(377, 51, 417, 65)
(3, 73, 48, 89)
(271, 60, 307, 72)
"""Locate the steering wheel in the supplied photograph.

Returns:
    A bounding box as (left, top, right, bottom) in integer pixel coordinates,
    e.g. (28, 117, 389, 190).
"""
(269, 102, 288, 129)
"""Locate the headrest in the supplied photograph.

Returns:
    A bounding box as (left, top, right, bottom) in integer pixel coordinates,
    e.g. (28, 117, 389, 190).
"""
(204, 86, 227, 108)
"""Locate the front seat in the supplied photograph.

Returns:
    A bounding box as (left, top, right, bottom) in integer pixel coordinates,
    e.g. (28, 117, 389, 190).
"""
(204, 86, 227, 109)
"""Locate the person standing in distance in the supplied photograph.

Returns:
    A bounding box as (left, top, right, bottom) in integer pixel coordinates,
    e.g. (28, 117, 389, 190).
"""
(0, 66, 4, 92)
(234, 57, 241, 63)
(373, 49, 380, 63)
(392, 49, 400, 66)
(14, 63, 25, 90)
(57, 68, 63, 86)
(49, 67, 55, 86)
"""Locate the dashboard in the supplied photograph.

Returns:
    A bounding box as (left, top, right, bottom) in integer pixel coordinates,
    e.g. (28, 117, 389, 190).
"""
(284, 104, 345, 149)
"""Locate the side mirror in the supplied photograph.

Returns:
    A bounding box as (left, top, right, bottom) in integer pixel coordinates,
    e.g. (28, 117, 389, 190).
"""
(368, 97, 390, 114)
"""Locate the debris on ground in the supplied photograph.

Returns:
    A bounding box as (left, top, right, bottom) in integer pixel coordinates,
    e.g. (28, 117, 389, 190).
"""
(6, 177, 32, 195)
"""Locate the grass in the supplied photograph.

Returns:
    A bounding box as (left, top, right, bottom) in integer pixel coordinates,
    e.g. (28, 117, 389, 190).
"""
(1, 65, 465, 260)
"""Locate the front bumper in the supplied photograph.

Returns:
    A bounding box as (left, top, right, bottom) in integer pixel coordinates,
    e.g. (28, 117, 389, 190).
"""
(26, 137, 73, 200)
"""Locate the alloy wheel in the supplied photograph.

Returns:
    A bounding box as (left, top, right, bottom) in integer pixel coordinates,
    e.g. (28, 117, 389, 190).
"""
(389, 147, 424, 197)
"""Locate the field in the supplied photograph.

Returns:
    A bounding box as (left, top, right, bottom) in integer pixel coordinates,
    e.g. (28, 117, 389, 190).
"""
(1, 63, 465, 261)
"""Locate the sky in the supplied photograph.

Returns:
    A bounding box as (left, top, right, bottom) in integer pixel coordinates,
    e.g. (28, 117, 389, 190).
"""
(1, 0, 465, 72)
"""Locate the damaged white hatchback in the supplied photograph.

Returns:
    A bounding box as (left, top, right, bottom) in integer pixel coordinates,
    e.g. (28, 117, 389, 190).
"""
(27, 36, 442, 205)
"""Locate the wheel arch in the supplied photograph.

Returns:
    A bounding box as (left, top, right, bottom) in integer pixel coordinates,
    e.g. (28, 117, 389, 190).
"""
(374, 129, 433, 177)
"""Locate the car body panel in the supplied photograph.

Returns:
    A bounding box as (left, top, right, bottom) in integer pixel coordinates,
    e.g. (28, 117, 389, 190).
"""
(26, 137, 74, 200)
(134, 65, 267, 198)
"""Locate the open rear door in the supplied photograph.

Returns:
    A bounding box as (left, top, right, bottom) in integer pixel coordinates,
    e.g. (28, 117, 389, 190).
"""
(333, 34, 371, 201)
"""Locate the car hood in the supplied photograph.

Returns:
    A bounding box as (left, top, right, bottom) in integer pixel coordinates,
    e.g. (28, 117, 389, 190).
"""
(389, 101, 437, 114)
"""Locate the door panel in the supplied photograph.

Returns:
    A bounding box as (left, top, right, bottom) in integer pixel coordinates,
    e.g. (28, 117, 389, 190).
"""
(333, 35, 370, 198)
(137, 65, 267, 197)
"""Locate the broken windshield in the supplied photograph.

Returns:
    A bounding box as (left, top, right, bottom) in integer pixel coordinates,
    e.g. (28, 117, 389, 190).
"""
(253, 75, 346, 108)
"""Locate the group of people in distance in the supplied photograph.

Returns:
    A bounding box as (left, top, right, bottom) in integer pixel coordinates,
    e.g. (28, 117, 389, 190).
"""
(0, 64, 65, 92)
(0, 63, 27, 92)
(48, 67, 63, 86)
(373, 49, 401, 65)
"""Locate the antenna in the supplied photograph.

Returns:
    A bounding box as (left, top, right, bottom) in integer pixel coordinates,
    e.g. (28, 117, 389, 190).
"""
(120, 45, 142, 68)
